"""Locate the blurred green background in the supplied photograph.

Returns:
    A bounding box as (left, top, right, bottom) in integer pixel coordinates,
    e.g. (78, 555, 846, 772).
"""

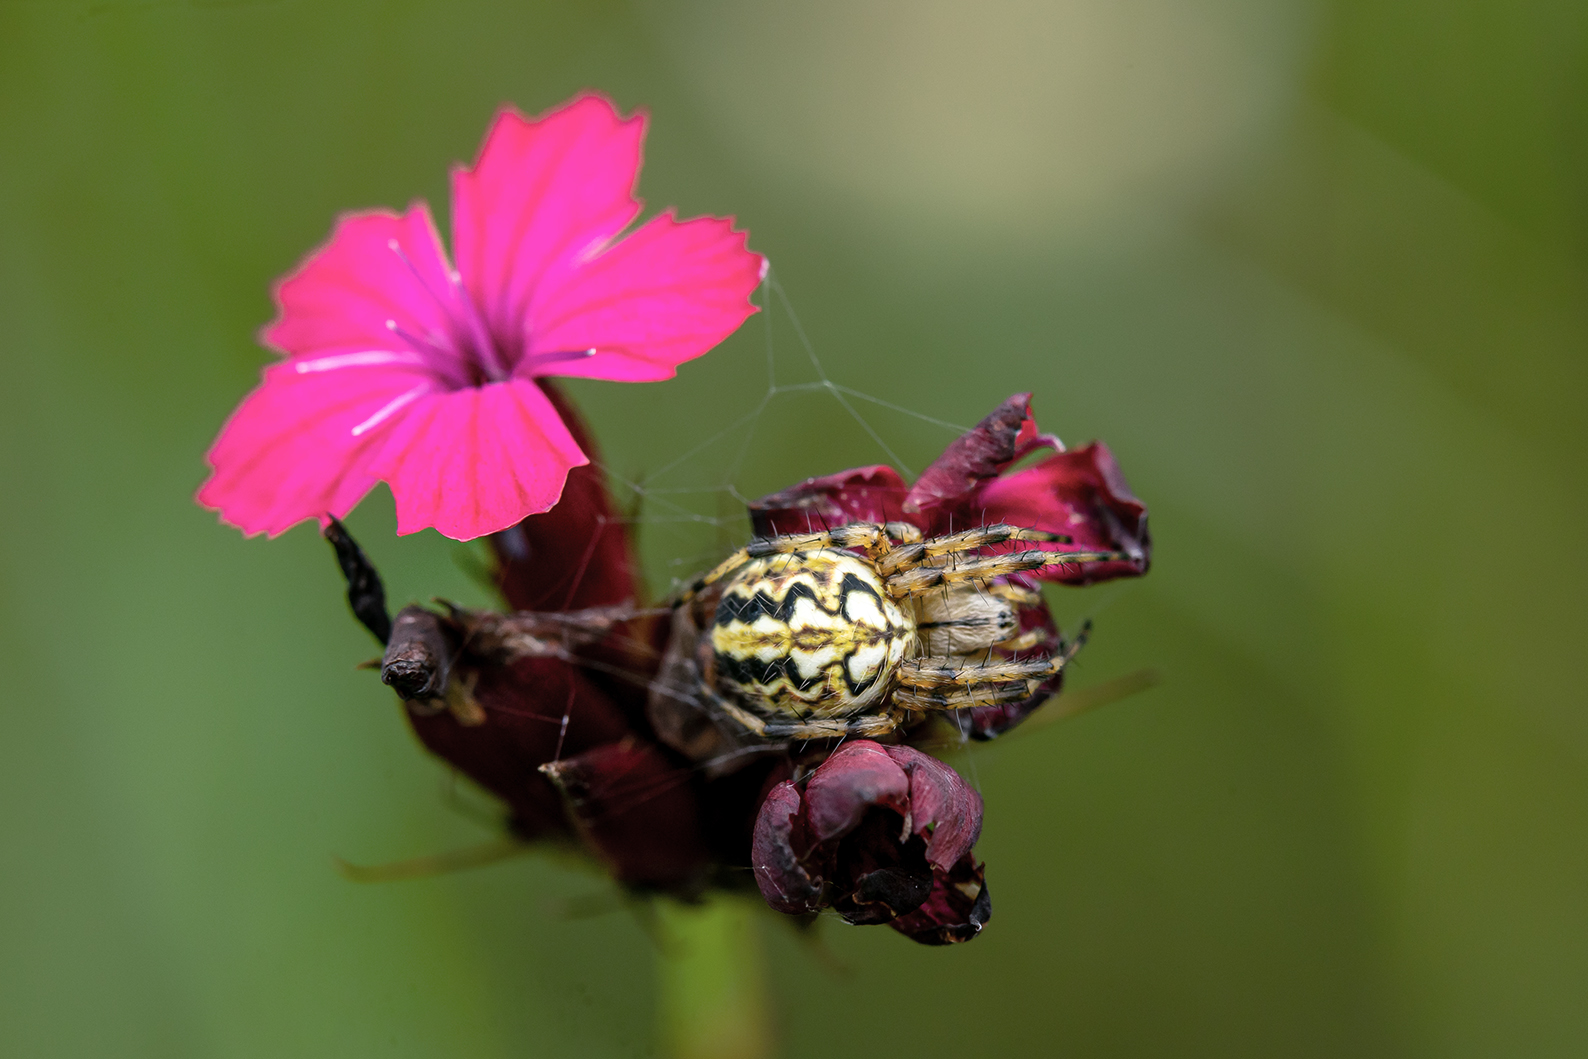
(3, 0, 1586, 1056)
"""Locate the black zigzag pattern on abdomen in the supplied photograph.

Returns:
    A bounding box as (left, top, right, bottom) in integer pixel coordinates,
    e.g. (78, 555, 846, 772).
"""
(714, 573, 885, 627)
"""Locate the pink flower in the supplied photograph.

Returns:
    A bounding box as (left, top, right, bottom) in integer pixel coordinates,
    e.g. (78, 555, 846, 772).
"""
(199, 94, 764, 541)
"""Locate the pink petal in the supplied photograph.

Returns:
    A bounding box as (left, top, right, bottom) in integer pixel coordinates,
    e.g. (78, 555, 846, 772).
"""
(197, 361, 433, 537)
(451, 95, 645, 347)
(263, 203, 462, 368)
(526, 212, 764, 382)
(368, 378, 588, 540)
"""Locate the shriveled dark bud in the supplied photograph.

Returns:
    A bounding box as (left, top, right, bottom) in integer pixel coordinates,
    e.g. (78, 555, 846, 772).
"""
(323, 517, 391, 644)
(752, 741, 991, 943)
(381, 606, 454, 701)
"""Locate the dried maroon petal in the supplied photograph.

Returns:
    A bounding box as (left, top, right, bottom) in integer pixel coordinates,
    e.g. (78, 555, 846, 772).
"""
(900, 394, 1149, 585)
(903, 392, 1046, 514)
(974, 441, 1150, 585)
(540, 739, 710, 890)
(749, 464, 909, 538)
(751, 742, 987, 941)
(749, 781, 819, 914)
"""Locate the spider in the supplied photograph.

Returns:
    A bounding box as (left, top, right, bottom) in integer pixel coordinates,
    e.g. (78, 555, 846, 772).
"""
(670, 521, 1123, 740)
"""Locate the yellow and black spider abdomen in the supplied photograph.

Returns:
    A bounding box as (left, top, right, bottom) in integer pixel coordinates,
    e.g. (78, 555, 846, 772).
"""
(710, 550, 916, 721)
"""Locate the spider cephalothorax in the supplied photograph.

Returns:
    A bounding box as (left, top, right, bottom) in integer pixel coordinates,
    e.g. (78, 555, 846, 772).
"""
(673, 521, 1123, 740)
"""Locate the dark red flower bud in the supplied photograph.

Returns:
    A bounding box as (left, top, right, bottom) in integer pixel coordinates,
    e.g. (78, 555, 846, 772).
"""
(752, 742, 989, 943)
(484, 380, 662, 730)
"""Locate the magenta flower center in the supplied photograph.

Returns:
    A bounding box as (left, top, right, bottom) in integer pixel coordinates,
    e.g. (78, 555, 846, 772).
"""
(379, 238, 596, 392)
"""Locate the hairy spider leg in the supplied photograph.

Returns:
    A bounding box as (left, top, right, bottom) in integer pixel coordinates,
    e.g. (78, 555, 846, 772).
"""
(882, 521, 924, 544)
(671, 523, 896, 605)
(705, 686, 905, 740)
(893, 681, 1036, 712)
(985, 582, 1043, 608)
(891, 621, 1093, 712)
(886, 549, 1127, 597)
(874, 523, 1071, 577)
(995, 627, 1049, 654)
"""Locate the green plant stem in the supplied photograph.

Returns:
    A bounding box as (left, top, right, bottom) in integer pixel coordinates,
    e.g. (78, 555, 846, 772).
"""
(654, 897, 773, 1059)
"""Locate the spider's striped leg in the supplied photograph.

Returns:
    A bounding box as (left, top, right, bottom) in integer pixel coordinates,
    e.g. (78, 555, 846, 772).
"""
(672, 545, 754, 607)
(894, 620, 1092, 697)
(886, 548, 1128, 597)
(764, 712, 903, 740)
(883, 521, 924, 544)
(986, 582, 1043, 608)
(995, 627, 1049, 653)
(671, 523, 893, 606)
(707, 686, 901, 740)
(894, 680, 1037, 713)
(876, 523, 1072, 577)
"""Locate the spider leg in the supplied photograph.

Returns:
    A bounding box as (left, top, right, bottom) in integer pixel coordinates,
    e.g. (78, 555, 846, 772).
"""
(897, 656, 1061, 687)
(883, 521, 923, 544)
(671, 523, 893, 606)
(673, 545, 754, 607)
(996, 627, 1049, 653)
(887, 548, 1127, 597)
(875, 523, 1071, 576)
(706, 687, 901, 740)
(894, 681, 1036, 712)
(987, 582, 1043, 608)
(895, 620, 1092, 692)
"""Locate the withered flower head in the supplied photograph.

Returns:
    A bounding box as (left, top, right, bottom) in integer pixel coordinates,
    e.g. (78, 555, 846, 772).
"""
(752, 741, 989, 944)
